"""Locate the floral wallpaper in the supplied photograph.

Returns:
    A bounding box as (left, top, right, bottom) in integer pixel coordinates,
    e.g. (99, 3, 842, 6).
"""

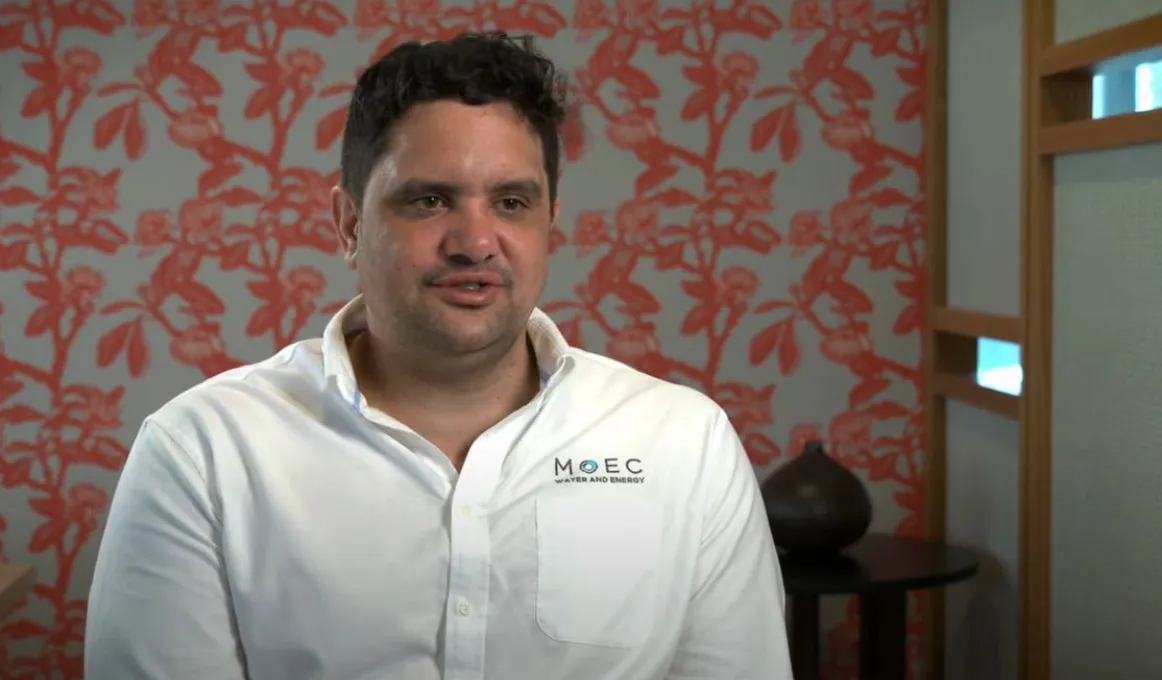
(0, 0, 928, 677)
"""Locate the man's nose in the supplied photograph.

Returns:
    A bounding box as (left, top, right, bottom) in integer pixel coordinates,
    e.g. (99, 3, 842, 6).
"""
(443, 202, 498, 264)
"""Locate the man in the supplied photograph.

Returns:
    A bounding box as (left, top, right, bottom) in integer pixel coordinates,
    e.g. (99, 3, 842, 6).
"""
(84, 32, 792, 680)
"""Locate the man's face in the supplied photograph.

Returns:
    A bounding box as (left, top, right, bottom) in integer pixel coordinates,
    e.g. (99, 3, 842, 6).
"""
(334, 101, 555, 358)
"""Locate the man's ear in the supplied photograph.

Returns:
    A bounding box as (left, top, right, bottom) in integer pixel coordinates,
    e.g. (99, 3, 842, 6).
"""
(331, 186, 359, 270)
(551, 198, 561, 226)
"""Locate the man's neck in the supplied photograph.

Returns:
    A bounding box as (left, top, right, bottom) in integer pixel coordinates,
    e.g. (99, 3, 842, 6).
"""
(349, 331, 540, 464)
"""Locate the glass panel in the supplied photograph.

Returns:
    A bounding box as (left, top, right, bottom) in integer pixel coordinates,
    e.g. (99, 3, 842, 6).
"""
(1091, 46, 1162, 119)
(1136, 61, 1160, 112)
(976, 337, 1022, 396)
(1092, 73, 1107, 118)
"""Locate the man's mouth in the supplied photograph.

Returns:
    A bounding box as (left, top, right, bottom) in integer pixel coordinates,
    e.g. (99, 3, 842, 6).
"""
(431, 272, 506, 289)
(430, 278, 501, 307)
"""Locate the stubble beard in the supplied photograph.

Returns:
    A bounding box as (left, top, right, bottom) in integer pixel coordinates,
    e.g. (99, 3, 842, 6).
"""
(395, 298, 526, 361)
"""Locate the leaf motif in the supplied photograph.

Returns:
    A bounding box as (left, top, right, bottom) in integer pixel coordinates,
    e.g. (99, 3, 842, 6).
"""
(96, 319, 134, 367)
(93, 102, 129, 149)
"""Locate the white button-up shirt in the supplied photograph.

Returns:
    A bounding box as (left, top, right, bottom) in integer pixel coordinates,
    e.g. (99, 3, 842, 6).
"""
(85, 298, 792, 680)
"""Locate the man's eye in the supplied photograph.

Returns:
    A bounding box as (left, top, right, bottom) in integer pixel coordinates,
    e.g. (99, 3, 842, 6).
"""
(498, 197, 527, 212)
(411, 195, 445, 210)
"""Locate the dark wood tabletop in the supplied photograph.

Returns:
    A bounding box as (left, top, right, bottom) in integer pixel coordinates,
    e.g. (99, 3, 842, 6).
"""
(780, 532, 979, 595)
(778, 533, 979, 680)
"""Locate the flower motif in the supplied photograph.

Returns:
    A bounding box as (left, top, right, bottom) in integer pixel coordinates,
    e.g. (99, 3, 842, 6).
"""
(178, 199, 223, 245)
(614, 200, 658, 246)
(59, 48, 101, 92)
(719, 52, 760, 95)
(62, 266, 106, 312)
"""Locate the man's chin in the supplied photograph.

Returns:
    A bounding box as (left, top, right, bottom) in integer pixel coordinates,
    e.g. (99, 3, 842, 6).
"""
(425, 313, 514, 355)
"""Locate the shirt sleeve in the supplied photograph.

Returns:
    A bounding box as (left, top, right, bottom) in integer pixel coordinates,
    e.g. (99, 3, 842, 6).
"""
(666, 409, 794, 680)
(84, 418, 248, 680)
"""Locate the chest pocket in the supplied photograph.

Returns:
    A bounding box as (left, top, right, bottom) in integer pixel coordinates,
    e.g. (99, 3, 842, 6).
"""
(534, 493, 663, 648)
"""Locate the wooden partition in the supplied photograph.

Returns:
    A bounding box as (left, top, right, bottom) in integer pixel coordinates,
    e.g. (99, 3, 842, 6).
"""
(924, 2, 1162, 678)
(1018, 7, 1162, 680)
(921, 0, 1022, 675)
(920, 3, 947, 672)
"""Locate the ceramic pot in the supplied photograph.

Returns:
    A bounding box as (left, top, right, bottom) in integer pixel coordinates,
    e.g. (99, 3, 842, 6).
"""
(760, 439, 872, 553)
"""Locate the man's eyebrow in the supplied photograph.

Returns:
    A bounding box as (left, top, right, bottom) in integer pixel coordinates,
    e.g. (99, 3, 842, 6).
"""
(387, 178, 544, 200)
(493, 178, 544, 198)
(389, 178, 461, 198)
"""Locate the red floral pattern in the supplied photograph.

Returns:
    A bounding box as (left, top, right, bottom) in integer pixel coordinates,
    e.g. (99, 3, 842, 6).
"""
(0, 1, 928, 677)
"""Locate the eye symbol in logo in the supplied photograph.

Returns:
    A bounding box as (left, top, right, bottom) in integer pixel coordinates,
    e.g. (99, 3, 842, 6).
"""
(579, 459, 599, 474)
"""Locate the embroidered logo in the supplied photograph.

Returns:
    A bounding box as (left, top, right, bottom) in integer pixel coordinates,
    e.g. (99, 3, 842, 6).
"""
(553, 457, 645, 484)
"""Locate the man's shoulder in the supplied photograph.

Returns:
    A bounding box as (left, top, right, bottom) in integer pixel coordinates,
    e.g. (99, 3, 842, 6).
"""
(145, 338, 327, 437)
(562, 347, 728, 425)
(557, 348, 749, 505)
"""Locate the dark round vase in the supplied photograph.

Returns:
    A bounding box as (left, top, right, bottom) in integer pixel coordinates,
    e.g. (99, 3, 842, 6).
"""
(760, 439, 872, 554)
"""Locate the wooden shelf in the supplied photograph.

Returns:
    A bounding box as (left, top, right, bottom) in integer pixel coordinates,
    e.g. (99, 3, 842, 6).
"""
(1039, 12, 1162, 76)
(932, 372, 1019, 419)
(932, 307, 1021, 342)
(1039, 108, 1162, 155)
(0, 563, 34, 620)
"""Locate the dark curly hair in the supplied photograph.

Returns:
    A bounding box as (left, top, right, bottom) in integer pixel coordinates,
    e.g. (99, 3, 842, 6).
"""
(339, 31, 569, 211)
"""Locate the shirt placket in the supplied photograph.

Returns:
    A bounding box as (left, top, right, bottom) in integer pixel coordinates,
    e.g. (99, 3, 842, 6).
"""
(442, 429, 509, 680)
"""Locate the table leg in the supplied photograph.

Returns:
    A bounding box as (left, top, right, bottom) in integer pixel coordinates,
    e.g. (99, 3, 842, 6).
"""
(858, 589, 907, 680)
(789, 594, 820, 680)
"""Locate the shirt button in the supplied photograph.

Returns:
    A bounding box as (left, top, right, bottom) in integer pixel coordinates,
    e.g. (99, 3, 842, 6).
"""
(456, 598, 471, 616)
(460, 505, 473, 517)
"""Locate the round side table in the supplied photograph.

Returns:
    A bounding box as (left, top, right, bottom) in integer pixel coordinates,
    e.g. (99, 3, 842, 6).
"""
(779, 532, 979, 680)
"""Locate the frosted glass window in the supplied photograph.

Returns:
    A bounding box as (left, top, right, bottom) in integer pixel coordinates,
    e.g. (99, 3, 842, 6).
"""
(1092, 54, 1162, 118)
(1135, 61, 1159, 112)
(976, 337, 1022, 396)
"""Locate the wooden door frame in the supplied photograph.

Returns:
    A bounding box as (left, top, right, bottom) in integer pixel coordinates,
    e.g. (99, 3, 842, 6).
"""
(1019, 6, 1162, 680)
(924, 2, 1162, 678)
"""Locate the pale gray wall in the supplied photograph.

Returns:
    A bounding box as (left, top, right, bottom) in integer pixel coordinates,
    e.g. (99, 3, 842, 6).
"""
(942, 0, 1024, 677)
(1051, 141, 1162, 678)
(945, 0, 1023, 317)
(1056, 0, 1162, 42)
(1049, 2, 1162, 676)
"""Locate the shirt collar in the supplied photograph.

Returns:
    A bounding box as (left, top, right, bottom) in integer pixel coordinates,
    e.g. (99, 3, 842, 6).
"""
(321, 295, 574, 405)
